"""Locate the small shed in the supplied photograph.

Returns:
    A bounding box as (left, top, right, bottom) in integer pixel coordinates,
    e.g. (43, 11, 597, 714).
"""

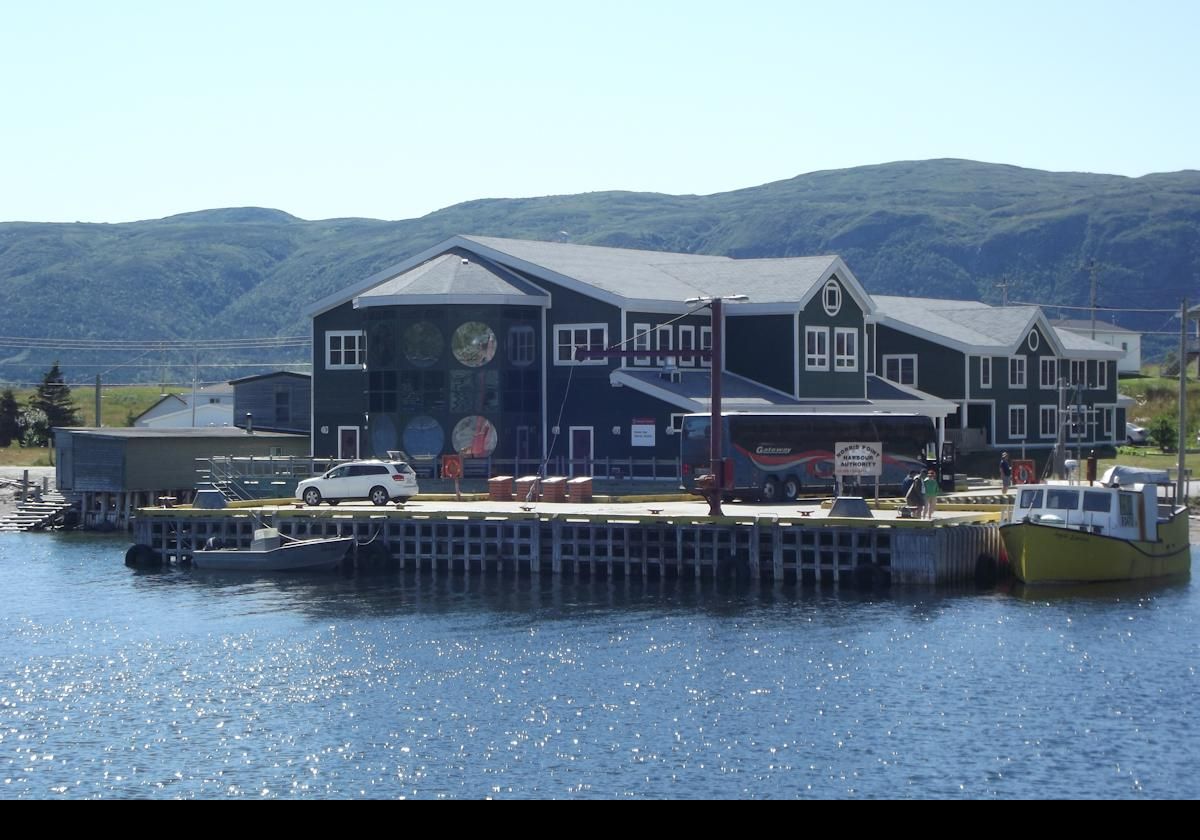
(231, 371, 311, 434)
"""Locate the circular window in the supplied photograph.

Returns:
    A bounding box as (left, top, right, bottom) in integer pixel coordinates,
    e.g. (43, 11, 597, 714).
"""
(452, 322, 497, 367)
(452, 415, 498, 457)
(1027, 330, 1040, 351)
(403, 415, 445, 458)
(822, 280, 842, 316)
(404, 321, 443, 367)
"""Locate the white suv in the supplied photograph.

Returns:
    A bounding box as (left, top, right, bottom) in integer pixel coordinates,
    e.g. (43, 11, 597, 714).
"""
(296, 460, 419, 506)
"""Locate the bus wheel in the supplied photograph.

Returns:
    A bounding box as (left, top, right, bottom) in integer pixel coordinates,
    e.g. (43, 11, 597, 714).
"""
(760, 477, 781, 503)
(782, 476, 801, 502)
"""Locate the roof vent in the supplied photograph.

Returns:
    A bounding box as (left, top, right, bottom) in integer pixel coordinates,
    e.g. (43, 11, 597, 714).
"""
(461, 258, 470, 265)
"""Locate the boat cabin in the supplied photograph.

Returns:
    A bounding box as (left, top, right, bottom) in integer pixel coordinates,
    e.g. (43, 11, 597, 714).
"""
(1008, 466, 1179, 542)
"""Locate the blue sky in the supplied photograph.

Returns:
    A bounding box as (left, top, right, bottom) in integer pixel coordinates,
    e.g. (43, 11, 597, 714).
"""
(3, 0, 1198, 223)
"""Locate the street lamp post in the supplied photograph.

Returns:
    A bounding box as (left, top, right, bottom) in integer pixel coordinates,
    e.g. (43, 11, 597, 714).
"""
(686, 294, 748, 517)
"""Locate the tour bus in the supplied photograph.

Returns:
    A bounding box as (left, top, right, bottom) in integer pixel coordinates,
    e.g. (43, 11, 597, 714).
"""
(680, 412, 940, 502)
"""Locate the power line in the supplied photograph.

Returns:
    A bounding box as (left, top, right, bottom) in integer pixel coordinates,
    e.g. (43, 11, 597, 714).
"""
(0, 335, 311, 350)
(1010, 301, 1180, 314)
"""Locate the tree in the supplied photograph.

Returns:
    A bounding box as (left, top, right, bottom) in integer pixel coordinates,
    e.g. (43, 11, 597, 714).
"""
(1149, 413, 1177, 452)
(19, 407, 50, 447)
(30, 362, 79, 431)
(0, 389, 19, 447)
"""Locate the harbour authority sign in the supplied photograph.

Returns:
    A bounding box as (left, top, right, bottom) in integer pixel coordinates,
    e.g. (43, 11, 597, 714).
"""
(834, 441, 883, 477)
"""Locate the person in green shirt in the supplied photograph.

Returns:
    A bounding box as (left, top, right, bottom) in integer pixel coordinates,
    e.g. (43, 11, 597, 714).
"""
(921, 469, 940, 519)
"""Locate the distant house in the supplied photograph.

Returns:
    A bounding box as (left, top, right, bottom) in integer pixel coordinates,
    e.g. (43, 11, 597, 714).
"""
(872, 297, 1124, 451)
(133, 383, 235, 428)
(231, 371, 311, 434)
(1053, 319, 1142, 374)
(306, 236, 956, 470)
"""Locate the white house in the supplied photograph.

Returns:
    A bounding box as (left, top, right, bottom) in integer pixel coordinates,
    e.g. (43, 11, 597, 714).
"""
(1053, 319, 1141, 374)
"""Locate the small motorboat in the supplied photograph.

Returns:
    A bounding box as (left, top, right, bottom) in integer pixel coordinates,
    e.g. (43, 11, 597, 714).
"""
(191, 527, 353, 572)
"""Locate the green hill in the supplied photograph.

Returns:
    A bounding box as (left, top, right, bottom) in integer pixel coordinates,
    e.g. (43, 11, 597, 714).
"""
(2, 158, 1197, 384)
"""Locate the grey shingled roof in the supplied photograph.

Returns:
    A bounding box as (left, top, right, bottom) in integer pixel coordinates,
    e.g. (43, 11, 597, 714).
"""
(461, 235, 844, 305)
(356, 252, 548, 305)
(1052, 318, 1137, 334)
(873, 295, 1040, 349)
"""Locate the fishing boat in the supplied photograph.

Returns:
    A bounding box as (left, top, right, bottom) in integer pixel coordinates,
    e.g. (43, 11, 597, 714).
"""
(191, 527, 353, 572)
(1000, 466, 1191, 584)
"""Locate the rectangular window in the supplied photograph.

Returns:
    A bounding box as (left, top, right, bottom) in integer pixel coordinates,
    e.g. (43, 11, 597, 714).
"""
(507, 325, 536, 367)
(1039, 405, 1057, 439)
(502, 370, 539, 413)
(655, 324, 674, 367)
(368, 371, 397, 413)
(1009, 405, 1027, 439)
(632, 322, 651, 366)
(326, 331, 365, 370)
(554, 324, 608, 366)
(1009, 356, 1027, 388)
(398, 370, 447, 412)
(882, 354, 916, 386)
(1040, 357, 1057, 389)
(679, 325, 696, 367)
(834, 327, 858, 372)
(1102, 406, 1114, 438)
(1096, 361, 1108, 390)
(805, 327, 830, 371)
(668, 413, 688, 435)
(980, 356, 992, 389)
(700, 326, 713, 368)
(1069, 359, 1087, 385)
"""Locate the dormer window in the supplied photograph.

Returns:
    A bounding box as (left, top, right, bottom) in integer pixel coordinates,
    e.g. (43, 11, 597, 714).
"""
(822, 280, 843, 316)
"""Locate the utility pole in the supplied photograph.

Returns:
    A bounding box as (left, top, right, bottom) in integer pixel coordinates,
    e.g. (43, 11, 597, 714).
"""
(1179, 297, 1189, 502)
(1087, 259, 1099, 340)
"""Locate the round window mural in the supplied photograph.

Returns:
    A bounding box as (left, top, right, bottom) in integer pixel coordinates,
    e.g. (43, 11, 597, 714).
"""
(403, 415, 445, 458)
(452, 322, 497, 368)
(404, 321, 443, 367)
(452, 415, 498, 457)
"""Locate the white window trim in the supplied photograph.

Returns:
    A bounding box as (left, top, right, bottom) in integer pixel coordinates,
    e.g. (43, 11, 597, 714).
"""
(1027, 330, 1040, 351)
(632, 322, 651, 366)
(508, 325, 536, 367)
(554, 323, 608, 366)
(655, 324, 674, 367)
(336, 425, 360, 459)
(1097, 360, 1108, 390)
(980, 356, 992, 389)
(326, 330, 365, 370)
(1008, 405, 1028, 440)
(822, 280, 843, 316)
(1009, 355, 1027, 389)
(1039, 404, 1058, 439)
(1039, 356, 1058, 389)
(833, 327, 858, 372)
(667, 413, 688, 435)
(882, 353, 917, 386)
(805, 326, 830, 372)
(700, 326, 713, 368)
(679, 325, 696, 367)
(1069, 359, 1087, 386)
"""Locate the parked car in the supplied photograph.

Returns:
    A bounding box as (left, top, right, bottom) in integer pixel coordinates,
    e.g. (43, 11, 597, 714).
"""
(1125, 422, 1148, 445)
(296, 460, 419, 506)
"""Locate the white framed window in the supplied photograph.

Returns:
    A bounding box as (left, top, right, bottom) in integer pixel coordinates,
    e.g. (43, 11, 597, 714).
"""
(1039, 356, 1058, 389)
(554, 324, 608, 366)
(655, 324, 674, 366)
(1009, 355, 1027, 388)
(632, 322, 651, 366)
(1039, 405, 1058, 439)
(700, 326, 712, 368)
(882, 354, 916, 386)
(1069, 359, 1087, 385)
(508, 325, 536, 367)
(1102, 406, 1114, 438)
(1009, 405, 1027, 439)
(980, 356, 992, 389)
(805, 326, 830, 371)
(668, 413, 688, 435)
(1096, 360, 1108, 390)
(679, 325, 696, 367)
(1027, 330, 1040, 351)
(834, 327, 858, 371)
(822, 279, 843, 316)
(326, 331, 365, 370)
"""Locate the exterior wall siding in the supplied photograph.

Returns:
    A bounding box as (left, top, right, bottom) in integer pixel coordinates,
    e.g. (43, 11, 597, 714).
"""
(796, 276, 866, 399)
(313, 301, 369, 458)
(727, 313, 793, 395)
(233, 375, 311, 434)
(874, 325, 966, 398)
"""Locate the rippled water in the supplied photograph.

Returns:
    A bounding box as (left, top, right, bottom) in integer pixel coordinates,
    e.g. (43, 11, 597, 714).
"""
(1, 532, 1197, 799)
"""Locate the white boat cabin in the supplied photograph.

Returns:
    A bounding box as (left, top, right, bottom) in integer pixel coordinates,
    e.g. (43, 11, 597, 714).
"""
(1007, 466, 1176, 542)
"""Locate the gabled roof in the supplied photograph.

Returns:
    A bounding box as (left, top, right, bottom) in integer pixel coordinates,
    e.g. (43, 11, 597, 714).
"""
(228, 370, 311, 385)
(874, 295, 1121, 359)
(355, 251, 549, 309)
(308, 235, 872, 317)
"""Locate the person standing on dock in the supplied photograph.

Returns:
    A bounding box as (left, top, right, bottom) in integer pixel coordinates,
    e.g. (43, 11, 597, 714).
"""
(921, 469, 940, 519)
(999, 451, 1012, 494)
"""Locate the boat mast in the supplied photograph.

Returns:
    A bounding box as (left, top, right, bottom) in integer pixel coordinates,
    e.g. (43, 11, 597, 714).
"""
(1178, 297, 1189, 503)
